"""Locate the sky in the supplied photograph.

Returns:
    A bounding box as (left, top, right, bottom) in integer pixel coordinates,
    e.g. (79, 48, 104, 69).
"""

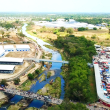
(0, 0, 110, 13)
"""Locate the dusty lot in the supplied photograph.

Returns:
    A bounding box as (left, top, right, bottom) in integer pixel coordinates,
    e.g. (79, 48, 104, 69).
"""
(5, 43, 36, 58)
(0, 61, 30, 79)
(0, 31, 24, 44)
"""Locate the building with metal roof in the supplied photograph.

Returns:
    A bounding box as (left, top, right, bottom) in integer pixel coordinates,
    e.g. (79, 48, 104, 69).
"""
(0, 65, 15, 73)
(16, 45, 30, 51)
(4, 45, 14, 51)
(0, 57, 23, 65)
(0, 49, 5, 57)
(0, 46, 3, 50)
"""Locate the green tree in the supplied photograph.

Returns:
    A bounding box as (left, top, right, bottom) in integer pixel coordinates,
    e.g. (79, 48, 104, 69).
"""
(60, 27, 66, 32)
(93, 27, 97, 30)
(67, 28, 73, 34)
(78, 27, 86, 31)
(0, 30, 4, 38)
(14, 78, 20, 85)
(0, 79, 8, 86)
(28, 74, 34, 80)
(48, 101, 88, 110)
(35, 70, 40, 74)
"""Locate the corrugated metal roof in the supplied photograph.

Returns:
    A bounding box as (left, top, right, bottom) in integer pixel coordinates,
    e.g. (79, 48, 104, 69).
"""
(4, 45, 14, 49)
(16, 45, 30, 49)
(0, 49, 5, 55)
(0, 65, 15, 70)
(0, 57, 23, 62)
(0, 46, 3, 49)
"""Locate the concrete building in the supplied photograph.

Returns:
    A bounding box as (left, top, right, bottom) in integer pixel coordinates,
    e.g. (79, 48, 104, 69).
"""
(0, 65, 15, 73)
(0, 49, 5, 57)
(4, 45, 14, 51)
(0, 46, 3, 50)
(16, 45, 30, 51)
(0, 57, 23, 65)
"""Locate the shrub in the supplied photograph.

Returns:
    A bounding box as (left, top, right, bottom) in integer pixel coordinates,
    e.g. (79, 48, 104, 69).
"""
(28, 74, 34, 80)
(78, 27, 86, 31)
(53, 29, 59, 34)
(67, 28, 73, 34)
(0, 79, 8, 86)
(14, 78, 20, 85)
(59, 27, 65, 32)
(32, 31, 37, 34)
(35, 70, 40, 74)
(93, 27, 97, 30)
(91, 35, 96, 39)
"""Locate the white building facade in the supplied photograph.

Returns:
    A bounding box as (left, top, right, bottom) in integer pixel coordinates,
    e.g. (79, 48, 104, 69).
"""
(0, 65, 15, 73)
(4, 45, 14, 51)
(16, 45, 30, 51)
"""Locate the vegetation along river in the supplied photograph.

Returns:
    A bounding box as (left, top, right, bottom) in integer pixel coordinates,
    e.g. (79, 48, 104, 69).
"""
(0, 24, 65, 109)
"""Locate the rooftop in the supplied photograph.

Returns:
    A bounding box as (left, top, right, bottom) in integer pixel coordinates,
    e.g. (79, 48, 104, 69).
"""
(16, 45, 30, 49)
(0, 46, 3, 49)
(0, 57, 23, 62)
(0, 49, 5, 55)
(4, 45, 14, 49)
(0, 65, 15, 70)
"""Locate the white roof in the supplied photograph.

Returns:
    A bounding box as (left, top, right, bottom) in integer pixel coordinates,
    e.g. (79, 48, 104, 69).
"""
(0, 46, 3, 49)
(106, 47, 110, 49)
(16, 45, 30, 49)
(0, 57, 23, 62)
(4, 45, 14, 49)
(0, 65, 15, 70)
(0, 49, 5, 55)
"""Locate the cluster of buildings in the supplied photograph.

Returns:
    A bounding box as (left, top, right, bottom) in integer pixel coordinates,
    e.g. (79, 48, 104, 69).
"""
(0, 57, 24, 73)
(0, 44, 30, 74)
(0, 45, 30, 57)
(0, 17, 32, 22)
(94, 45, 110, 107)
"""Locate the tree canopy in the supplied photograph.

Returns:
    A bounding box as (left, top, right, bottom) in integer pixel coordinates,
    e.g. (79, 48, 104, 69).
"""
(54, 36, 96, 102)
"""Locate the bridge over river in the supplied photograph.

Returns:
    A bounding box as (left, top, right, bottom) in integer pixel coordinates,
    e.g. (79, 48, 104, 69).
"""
(2, 88, 63, 105)
(24, 58, 69, 64)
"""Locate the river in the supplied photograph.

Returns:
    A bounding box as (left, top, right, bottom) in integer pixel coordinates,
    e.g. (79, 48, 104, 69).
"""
(0, 24, 65, 109)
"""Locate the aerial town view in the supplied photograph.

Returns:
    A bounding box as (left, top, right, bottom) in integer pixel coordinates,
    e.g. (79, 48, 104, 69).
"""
(0, 0, 110, 110)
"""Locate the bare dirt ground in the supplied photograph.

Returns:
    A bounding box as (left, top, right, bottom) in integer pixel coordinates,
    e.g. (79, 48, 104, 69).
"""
(0, 31, 23, 44)
(0, 61, 30, 79)
(0, 92, 7, 99)
(5, 43, 36, 58)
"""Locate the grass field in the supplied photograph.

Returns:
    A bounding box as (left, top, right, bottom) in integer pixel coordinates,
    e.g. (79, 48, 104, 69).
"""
(37, 77, 61, 98)
(74, 29, 110, 46)
(19, 80, 36, 91)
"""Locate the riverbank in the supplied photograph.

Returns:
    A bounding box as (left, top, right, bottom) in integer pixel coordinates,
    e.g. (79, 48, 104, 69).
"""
(37, 77, 61, 98)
